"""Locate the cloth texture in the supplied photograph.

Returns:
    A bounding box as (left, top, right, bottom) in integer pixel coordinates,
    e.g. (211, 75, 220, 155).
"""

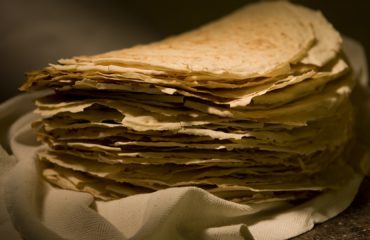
(0, 37, 369, 240)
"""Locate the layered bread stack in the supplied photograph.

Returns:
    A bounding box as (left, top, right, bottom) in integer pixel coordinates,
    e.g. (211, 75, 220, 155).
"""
(21, 1, 356, 203)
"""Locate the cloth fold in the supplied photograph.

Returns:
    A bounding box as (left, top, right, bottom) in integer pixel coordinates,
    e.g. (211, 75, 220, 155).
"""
(0, 37, 369, 240)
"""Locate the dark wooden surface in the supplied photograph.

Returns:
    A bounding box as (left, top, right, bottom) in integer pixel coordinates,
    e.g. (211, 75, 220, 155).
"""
(294, 177, 370, 239)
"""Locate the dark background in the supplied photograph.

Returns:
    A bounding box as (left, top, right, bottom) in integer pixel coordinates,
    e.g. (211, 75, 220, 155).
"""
(1, 0, 369, 103)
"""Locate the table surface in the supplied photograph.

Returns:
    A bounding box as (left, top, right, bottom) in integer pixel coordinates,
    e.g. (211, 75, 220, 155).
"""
(294, 177, 370, 239)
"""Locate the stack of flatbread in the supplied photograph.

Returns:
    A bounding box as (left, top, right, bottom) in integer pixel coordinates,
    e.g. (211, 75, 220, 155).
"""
(21, 1, 356, 204)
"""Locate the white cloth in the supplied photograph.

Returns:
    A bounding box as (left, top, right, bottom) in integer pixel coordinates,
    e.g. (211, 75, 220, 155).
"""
(0, 37, 369, 240)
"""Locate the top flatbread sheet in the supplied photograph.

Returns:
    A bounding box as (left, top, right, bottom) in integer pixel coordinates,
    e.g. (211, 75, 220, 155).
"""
(72, 1, 317, 79)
